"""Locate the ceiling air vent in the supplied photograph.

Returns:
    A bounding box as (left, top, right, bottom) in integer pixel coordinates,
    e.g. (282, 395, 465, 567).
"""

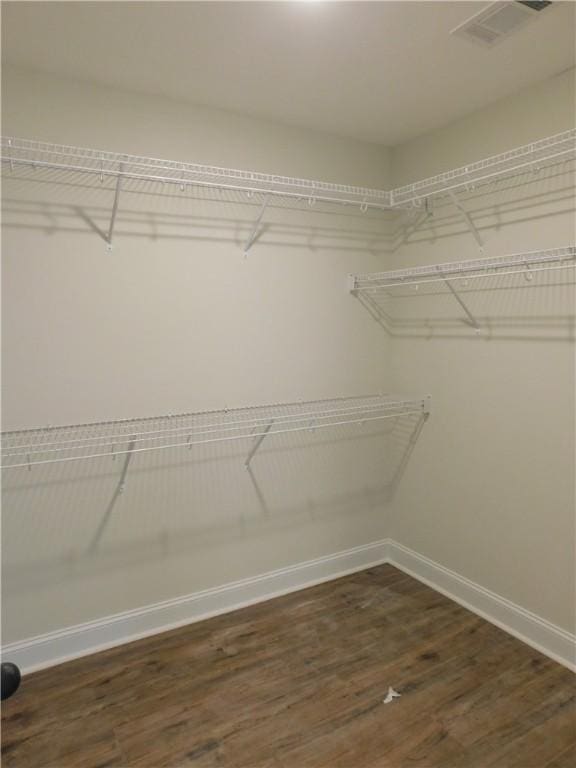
(451, 1, 553, 48)
(517, 2, 552, 10)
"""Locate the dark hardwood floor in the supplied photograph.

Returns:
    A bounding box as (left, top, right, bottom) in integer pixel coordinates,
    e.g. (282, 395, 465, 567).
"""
(2, 564, 575, 767)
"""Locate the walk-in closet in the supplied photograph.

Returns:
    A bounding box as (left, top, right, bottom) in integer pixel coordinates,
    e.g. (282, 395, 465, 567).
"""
(1, 2, 575, 766)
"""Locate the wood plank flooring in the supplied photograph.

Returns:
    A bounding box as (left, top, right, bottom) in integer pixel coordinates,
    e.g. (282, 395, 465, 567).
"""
(2, 565, 575, 767)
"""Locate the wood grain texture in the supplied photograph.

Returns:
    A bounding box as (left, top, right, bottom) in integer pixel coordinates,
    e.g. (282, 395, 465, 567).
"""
(2, 565, 575, 767)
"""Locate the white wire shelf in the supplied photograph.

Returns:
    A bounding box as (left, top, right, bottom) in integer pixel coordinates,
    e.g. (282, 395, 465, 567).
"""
(390, 130, 576, 207)
(0, 136, 393, 211)
(349, 247, 576, 292)
(0, 394, 431, 469)
(2, 130, 574, 212)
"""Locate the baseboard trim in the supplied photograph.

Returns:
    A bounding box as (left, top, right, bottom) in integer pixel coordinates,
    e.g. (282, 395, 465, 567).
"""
(3, 539, 390, 674)
(387, 540, 576, 672)
(5, 537, 575, 675)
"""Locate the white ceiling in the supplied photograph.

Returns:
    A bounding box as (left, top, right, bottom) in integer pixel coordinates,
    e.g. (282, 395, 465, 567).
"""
(2, 1, 574, 146)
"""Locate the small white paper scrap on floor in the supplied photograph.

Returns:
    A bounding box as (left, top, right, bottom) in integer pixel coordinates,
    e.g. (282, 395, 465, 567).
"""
(383, 686, 401, 704)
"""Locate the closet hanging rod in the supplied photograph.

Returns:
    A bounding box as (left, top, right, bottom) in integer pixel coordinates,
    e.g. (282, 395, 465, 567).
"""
(0, 395, 431, 469)
(349, 247, 576, 292)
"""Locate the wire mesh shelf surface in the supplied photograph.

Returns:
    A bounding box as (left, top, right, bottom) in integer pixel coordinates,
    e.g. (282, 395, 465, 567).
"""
(390, 130, 576, 206)
(1, 136, 393, 210)
(349, 247, 576, 293)
(2, 129, 574, 211)
(0, 395, 431, 469)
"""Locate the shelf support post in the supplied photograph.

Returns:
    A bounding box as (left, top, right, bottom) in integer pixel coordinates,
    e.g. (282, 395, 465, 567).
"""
(106, 163, 124, 250)
(245, 419, 274, 468)
(437, 267, 481, 332)
(448, 191, 483, 254)
(244, 194, 271, 256)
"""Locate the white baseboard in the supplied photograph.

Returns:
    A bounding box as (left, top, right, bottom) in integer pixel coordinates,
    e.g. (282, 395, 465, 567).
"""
(4, 537, 575, 675)
(2, 539, 390, 674)
(387, 540, 576, 672)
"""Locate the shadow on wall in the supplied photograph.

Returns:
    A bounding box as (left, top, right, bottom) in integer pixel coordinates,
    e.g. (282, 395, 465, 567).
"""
(1, 412, 427, 593)
(3, 159, 573, 259)
(1, 169, 397, 257)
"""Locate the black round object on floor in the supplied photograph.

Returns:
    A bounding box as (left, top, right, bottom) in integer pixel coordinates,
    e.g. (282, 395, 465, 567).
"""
(1, 662, 21, 700)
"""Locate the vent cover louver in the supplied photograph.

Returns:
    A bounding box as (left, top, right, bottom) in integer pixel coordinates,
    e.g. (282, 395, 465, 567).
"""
(451, 1, 553, 48)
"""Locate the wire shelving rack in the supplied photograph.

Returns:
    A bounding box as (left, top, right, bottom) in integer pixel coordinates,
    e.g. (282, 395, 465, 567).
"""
(390, 130, 575, 207)
(0, 136, 393, 210)
(349, 247, 576, 293)
(2, 129, 574, 211)
(0, 394, 431, 470)
(349, 247, 576, 333)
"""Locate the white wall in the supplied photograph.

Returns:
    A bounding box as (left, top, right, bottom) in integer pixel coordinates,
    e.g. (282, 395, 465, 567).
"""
(1, 67, 398, 642)
(3, 63, 574, 650)
(387, 69, 576, 632)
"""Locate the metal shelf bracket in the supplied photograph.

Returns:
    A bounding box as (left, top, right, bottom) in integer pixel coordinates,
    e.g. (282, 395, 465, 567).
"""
(106, 163, 124, 251)
(245, 419, 274, 467)
(436, 267, 481, 332)
(448, 191, 483, 254)
(244, 194, 271, 256)
(117, 437, 136, 494)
